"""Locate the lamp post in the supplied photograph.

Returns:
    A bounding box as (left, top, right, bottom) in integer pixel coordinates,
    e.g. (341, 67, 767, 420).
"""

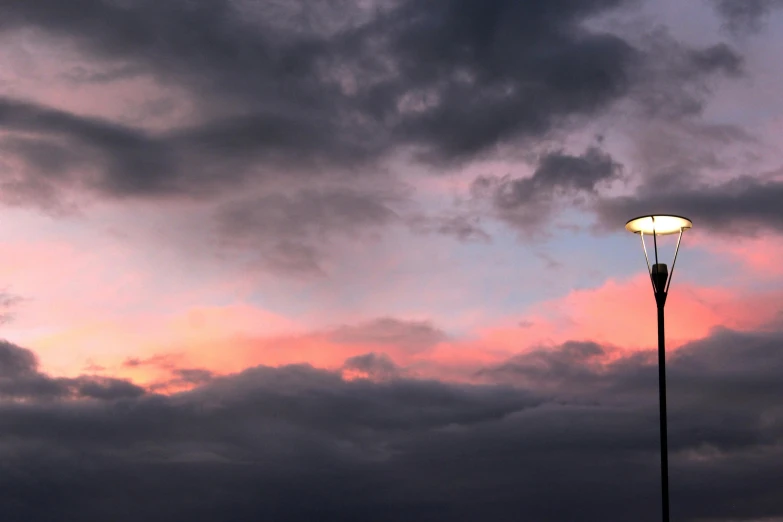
(626, 215, 693, 522)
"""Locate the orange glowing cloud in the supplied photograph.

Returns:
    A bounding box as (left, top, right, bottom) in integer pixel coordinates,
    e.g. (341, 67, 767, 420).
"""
(464, 274, 783, 361)
(26, 303, 301, 382)
(195, 273, 783, 383)
(28, 272, 783, 389)
(176, 317, 449, 377)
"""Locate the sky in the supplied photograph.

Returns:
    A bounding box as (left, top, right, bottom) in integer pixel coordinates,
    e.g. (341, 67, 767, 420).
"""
(1, 0, 783, 520)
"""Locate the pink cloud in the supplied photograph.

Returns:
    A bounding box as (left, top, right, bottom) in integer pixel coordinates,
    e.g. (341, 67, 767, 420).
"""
(19, 264, 782, 389)
(698, 234, 783, 278)
(465, 274, 783, 360)
(26, 303, 301, 382)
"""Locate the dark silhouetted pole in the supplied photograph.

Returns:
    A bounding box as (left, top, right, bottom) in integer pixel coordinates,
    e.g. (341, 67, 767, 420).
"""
(657, 297, 670, 522)
(652, 261, 670, 522)
(626, 215, 691, 522)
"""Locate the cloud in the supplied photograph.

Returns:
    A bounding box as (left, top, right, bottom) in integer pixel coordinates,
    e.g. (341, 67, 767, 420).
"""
(0, 0, 743, 197)
(0, 97, 178, 207)
(60, 63, 147, 84)
(0, 96, 351, 205)
(121, 355, 216, 392)
(0, 339, 145, 400)
(448, 273, 783, 371)
(406, 213, 492, 243)
(374, 0, 638, 161)
(627, 34, 744, 120)
(476, 340, 609, 391)
(71, 376, 146, 400)
(148, 368, 215, 393)
(0, 0, 632, 177)
(699, 234, 783, 277)
(0, 96, 405, 275)
(472, 145, 622, 234)
(595, 176, 783, 236)
(329, 317, 448, 354)
(0, 0, 750, 275)
(341, 352, 401, 381)
(171, 368, 214, 385)
(478, 328, 783, 456)
(0, 340, 38, 378)
(0, 291, 22, 325)
(214, 187, 402, 275)
(122, 354, 181, 370)
(710, 0, 783, 34)
(2, 327, 783, 520)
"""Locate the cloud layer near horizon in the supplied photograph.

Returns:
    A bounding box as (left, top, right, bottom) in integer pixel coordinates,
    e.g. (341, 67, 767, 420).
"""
(2, 324, 783, 521)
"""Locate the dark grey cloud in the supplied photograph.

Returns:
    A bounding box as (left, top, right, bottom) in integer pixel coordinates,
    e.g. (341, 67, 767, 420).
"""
(632, 121, 754, 193)
(373, 0, 636, 161)
(0, 339, 38, 378)
(0, 0, 750, 270)
(0, 0, 743, 199)
(472, 145, 623, 234)
(478, 327, 783, 457)
(171, 368, 214, 386)
(2, 327, 783, 520)
(330, 317, 448, 354)
(689, 43, 744, 76)
(554, 33, 754, 241)
(406, 213, 492, 243)
(214, 187, 401, 275)
(0, 291, 22, 324)
(148, 368, 215, 392)
(0, 339, 145, 401)
(0, 100, 407, 275)
(628, 34, 744, 120)
(595, 176, 783, 235)
(341, 352, 401, 380)
(0, 97, 178, 204)
(49, 0, 635, 161)
(477, 340, 609, 392)
(710, 0, 783, 34)
(0, 96, 354, 207)
(71, 376, 147, 400)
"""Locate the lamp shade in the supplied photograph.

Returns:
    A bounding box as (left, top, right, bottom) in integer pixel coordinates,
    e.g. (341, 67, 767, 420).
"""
(625, 215, 692, 236)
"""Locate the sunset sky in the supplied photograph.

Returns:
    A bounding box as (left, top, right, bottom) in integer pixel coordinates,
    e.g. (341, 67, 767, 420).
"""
(2, 0, 783, 520)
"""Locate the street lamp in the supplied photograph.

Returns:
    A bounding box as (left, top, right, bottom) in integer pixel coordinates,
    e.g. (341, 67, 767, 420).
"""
(626, 214, 693, 522)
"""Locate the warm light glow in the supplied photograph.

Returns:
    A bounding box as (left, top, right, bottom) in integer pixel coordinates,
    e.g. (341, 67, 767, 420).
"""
(625, 215, 693, 236)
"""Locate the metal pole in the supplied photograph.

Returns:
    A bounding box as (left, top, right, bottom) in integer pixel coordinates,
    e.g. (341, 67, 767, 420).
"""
(657, 303, 670, 522)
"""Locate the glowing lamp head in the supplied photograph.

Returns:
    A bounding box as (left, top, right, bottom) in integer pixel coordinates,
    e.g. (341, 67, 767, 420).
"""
(625, 215, 693, 236)
(626, 214, 692, 304)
